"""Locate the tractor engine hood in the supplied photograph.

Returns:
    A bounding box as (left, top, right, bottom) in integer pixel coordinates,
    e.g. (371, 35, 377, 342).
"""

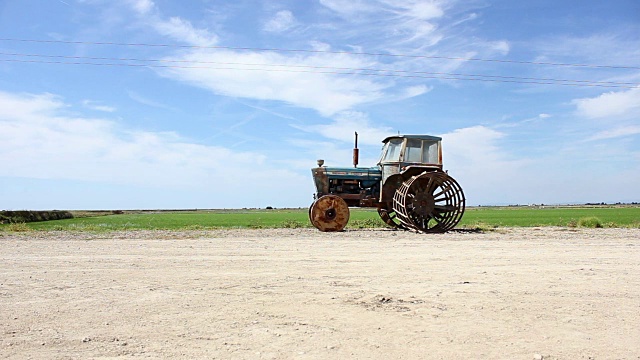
(311, 166, 382, 195)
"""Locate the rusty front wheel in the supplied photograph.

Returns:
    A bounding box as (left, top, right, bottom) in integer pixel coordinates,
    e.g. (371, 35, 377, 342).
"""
(309, 195, 350, 232)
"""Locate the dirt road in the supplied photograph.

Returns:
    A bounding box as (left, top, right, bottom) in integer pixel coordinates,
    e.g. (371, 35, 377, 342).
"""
(1, 228, 639, 359)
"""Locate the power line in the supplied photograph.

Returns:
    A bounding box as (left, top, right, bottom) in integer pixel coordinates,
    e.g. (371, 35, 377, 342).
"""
(1, 51, 637, 88)
(1, 37, 639, 70)
(1, 57, 637, 89)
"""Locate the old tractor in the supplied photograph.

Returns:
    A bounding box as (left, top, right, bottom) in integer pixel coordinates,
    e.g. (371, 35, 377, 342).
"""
(309, 133, 465, 233)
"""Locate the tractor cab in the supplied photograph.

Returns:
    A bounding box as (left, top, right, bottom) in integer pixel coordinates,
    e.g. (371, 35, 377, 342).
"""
(379, 135, 442, 166)
(378, 135, 443, 184)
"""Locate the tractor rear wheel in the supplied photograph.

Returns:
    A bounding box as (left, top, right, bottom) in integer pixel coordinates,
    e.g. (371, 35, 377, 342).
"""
(392, 171, 465, 233)
(309, 195, 350, 232)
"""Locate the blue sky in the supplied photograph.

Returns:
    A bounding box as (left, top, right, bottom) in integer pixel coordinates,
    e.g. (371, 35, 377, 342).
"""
(1, 0, 639, 209)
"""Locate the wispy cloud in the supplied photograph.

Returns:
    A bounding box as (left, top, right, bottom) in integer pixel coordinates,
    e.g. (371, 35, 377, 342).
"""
(586, 125, 640, 141)
(127, 91, 176, 111)
(127, 0, 155, 15)
(82, 100, 116, 113)
(125, 0, 218, 46)
(99, 0, 512, 125)
(264, 10, 297, 33)
(158, 49, 388, 116)
(495, 113, 552, 128)
(319, 0, 444, 20)
(573, 87, 640, 120)
(293, 111, 395, 146)
(532, 32, 640, 68)
(318, 0, 446, 50)
(152, 16, 218, 46)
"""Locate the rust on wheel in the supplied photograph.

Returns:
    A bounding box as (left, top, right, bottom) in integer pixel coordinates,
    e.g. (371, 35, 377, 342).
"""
(393, 171, 465, 233)
(309, 195, 350, 232)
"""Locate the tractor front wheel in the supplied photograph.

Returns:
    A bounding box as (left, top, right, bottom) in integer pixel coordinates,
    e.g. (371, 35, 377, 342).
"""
(309, 195, 350, 232)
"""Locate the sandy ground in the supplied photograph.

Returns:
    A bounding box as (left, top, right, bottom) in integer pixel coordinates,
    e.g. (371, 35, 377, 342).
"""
(1, 227, 639, 360)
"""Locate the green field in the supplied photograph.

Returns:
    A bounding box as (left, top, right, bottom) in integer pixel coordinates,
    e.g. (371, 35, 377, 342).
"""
(2, 206, 639, 232)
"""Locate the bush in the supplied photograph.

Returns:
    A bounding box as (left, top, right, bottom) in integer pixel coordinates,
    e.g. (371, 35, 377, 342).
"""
(6, 222, 31, 232)
(348, 218, 385, 229)
(280, 219, 305, 228)
(577, 216, 603, 228)
(461, 222, 497, 232)
(0, 210, 73, 224)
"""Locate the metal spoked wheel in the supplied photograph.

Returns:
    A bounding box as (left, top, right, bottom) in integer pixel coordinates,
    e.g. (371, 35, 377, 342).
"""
(392, 171, 465, 233)
(309, 195, 350, 232)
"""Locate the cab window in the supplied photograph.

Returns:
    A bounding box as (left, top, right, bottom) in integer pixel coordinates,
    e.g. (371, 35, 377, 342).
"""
(422, 141, 439, 164)
(405, 139, 422, 162)
(382, 138, 403, 162)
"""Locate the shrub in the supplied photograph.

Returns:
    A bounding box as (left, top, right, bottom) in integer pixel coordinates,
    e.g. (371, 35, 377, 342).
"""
(577, 216, 603, 228)
(6, 222, 31, 232)
(348, 218, 385, 229)
(247, 221, 265, 229)
(462, 222, 497, 232)
(0, 210, 73, 223)
(280, 219, 305, 228)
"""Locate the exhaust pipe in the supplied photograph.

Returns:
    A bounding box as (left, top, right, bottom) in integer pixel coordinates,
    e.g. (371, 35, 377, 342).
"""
(353, 131, 359, 168)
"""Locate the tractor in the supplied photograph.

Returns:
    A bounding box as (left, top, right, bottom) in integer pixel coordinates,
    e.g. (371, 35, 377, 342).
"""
(309, 133, 465, 233)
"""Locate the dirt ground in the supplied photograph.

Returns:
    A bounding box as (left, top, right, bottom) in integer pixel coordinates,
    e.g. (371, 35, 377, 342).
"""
(1, 227, 639, 359)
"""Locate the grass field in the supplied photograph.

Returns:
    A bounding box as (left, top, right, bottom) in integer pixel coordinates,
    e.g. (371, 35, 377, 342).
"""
(2, 206, 639, 231)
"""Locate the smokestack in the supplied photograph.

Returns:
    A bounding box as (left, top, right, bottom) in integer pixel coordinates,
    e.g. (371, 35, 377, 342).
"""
(353, 132, 359, 168)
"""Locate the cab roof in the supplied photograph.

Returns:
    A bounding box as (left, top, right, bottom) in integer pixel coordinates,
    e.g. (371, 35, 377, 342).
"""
(382, 134, 442, 143)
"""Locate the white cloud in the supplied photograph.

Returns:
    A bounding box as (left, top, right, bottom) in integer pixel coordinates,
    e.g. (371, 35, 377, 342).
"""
(309, 41, 332, 52)
(116, 0, 511, 118)
(318, 0, 378, 17)
(315, 0, 509, 78)
(159, 50, 389, 116)
(0, 92, 64, 120)
(397, 1, 444, 20)
(439, 126, 534, 204)
(440, 125, 506, 169)
(496, 113, 552, 128)
(0, 91, 306, 195)
(152, 17, 218, 46)
(318, 0, 447, 48)
(438, 125, 640, 205)
(400, 85, 431, 98)
(586, 125, 640, 141)
(532, 33, 640, 68)
(488, 40, 510, 55)
(320, 0, 444, 19)
(128, 0, 155, 15)
(294, 111, 395, 146)
(122, 0, 218, 46)
(573, 87, 640, 119)
(82, 100, 116, 113)
(127, 91, 176, 111)
(264, 10, 296, 33)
